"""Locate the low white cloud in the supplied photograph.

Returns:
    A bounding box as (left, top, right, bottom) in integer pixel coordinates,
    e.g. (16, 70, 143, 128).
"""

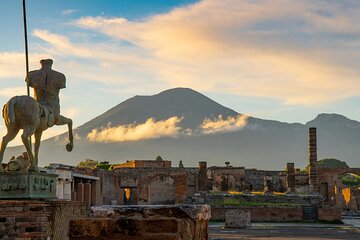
(87, 116, 182, 142)
(200, 115, 248, 135)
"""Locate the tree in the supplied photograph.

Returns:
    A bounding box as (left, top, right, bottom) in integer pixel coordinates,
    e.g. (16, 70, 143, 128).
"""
(155, 155, 163, 161)
(304, 158, 349, 171)
(77, 159, 99, 169)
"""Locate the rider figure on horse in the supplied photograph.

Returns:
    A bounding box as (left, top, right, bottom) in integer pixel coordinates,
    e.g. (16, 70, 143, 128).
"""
(0, 59, 73, 172)
(26, 59, 65, 128)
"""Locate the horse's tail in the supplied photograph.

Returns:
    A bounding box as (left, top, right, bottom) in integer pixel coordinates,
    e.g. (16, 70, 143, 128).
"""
(2, 97, 16, 125)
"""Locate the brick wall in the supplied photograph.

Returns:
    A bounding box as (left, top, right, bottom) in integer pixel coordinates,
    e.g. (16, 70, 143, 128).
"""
(318, 207, 342, 222)
(0, 200, 88, 240)
(211, 206, 303, 222)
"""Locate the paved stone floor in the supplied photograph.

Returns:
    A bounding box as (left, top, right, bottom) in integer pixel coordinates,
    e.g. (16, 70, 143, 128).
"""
(209, 222, 360, 240)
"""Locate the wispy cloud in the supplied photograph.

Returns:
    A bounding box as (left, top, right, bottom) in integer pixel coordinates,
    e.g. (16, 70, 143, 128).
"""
(62, 9, 79, 16)
(87, 116, 182, 142)
(0, 87, 27, 98)
(72, 0, 360, 105)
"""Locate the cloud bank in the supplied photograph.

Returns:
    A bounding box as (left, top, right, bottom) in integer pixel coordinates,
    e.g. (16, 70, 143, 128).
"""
(87, 117, 182, 142)
(87, 114, 248, 143)
(200, 115, 249, 135)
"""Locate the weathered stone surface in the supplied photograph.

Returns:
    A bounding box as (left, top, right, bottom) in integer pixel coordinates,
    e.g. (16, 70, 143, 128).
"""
(0, 200, 88, 240)
(0, 172, 57, 199)
(225, 209, 251, 228)
(69, 205, 211, 240)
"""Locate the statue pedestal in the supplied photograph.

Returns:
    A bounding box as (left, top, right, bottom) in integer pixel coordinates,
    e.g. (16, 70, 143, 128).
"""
(0, 171, 57, 199)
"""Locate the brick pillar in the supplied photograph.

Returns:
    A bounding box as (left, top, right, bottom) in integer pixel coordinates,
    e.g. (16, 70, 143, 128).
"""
(198, 161, 208, 191)
(286, 163, 295, 193)
(308, 127, 318, 193)
(84, 182, 92, 206)
(77, 182, 85, 202)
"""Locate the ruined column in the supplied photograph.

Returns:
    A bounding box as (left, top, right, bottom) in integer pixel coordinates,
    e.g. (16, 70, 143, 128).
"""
(84, 182, 92, 206)
(77, 182, 85, 202)
(198, 161, 208, 191)
(56, 179, 64, 199)
(286, 163, 295, 193)
(308, 127, 318, 193)
(91, 181, 99, 206)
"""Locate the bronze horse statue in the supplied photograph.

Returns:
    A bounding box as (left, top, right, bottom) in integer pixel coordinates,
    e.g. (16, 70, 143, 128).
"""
(0, 59, 73, 172)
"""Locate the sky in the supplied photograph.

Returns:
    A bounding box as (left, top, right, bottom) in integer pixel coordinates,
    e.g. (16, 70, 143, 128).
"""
(0, 0, 360, 145)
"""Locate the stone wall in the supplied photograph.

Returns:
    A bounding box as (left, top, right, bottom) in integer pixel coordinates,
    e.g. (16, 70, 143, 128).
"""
(244, 169, 286, 192)
(114, 168, 189, 205)
(0, 200, 88, 240)
(194, 193, 323, 207)
(211, 206, 341, 222)
(211, 206, 303, 222)
(318, 207, 342, 222)
(69, 205, 211, 240)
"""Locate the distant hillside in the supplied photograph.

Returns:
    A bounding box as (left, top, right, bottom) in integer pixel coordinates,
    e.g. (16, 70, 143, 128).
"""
(5, 88, 360, 169)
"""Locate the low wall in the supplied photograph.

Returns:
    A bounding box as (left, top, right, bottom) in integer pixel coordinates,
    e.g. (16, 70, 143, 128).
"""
(212, 206, 303, 222)
(194, 193, 323, 207)
(0, 200, 88, 240)
(211, 206, 341, 222)
(318, 207, 342, 222)
(69, 205, 211, 240)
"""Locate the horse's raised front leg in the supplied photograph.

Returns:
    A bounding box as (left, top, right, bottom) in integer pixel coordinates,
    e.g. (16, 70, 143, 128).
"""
(21, 127, 38, 172)
(56, 115, 73, 152)
(34, 130, 43, 168)
(0, 125, 20, 172)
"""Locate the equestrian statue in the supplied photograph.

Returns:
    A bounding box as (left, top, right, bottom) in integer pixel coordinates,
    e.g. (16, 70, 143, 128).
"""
(0, 59, 73, 172)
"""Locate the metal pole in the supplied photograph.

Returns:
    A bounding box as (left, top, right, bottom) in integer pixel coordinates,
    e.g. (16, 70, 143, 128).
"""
(22, 0, 32, 146)
(22, 0, 30, 95)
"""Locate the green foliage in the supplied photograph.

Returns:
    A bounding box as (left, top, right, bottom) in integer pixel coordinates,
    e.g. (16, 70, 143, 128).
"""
(317, 158, 349, 169)
(155, 155, 163, 161)
(97, 163, 113, 170)
(340, 173, 360, 186)
(305, 158, 349, 170)
(77, 159, 99, 169)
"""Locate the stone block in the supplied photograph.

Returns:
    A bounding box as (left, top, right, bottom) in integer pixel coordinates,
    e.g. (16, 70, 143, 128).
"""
(0, 172, 57, 199)
(225, 209, 251, 228)
(70, 205, 211, 240)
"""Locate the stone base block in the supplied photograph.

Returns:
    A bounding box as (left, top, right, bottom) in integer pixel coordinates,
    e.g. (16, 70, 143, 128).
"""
(225, 209, 251, 228)
(69, 204, 211, 240)
(0, 171, 57, 199)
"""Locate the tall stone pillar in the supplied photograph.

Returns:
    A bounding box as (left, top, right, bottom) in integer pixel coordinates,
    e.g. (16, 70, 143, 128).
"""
(77, 182, 85, 202)
(91, 181, 99, 206)
(308, 127, 318, 193)
(63, 179, 72, 200)
(286, 163, 295, 193)
(198, 161, 208, 191)
(56, 179, 64, 199)
(84, 182, 92, 206)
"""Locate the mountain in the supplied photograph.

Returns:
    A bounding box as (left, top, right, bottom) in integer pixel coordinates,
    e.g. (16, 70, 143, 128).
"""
(76, 88, 239, 135)
(4, 88, 360, 170)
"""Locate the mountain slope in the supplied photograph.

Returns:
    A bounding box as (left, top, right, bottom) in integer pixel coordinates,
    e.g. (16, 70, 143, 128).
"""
(5, 88, 360, 169)
(76, 88, 239, 136)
